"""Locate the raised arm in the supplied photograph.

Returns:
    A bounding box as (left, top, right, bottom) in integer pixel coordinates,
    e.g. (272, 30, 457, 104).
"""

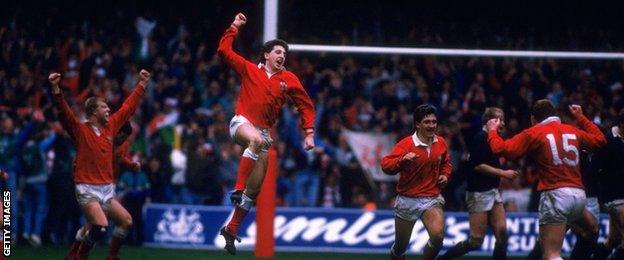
(48, 73, 80, 139)
(568, 105, 606, 151)
(486, 118, 531, 160)
(217, 13, 249, 75)
(109, 70, 150, 133)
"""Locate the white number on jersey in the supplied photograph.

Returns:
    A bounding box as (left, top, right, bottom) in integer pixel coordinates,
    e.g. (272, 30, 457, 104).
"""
(545, 133, 579, 166)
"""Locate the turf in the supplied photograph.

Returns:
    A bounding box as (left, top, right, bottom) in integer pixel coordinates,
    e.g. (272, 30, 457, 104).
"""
(12, 246, 526, 259)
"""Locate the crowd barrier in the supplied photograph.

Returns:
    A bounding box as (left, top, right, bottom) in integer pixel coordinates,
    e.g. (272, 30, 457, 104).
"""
(143, 204, 609, 256)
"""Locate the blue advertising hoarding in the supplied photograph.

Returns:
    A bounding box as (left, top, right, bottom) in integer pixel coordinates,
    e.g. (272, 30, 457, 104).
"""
(143, 204, 609, 255)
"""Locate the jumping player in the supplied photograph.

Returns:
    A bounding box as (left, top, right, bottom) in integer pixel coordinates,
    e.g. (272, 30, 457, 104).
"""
(49, 70, 150, 259)
(217, 12, 316, 255)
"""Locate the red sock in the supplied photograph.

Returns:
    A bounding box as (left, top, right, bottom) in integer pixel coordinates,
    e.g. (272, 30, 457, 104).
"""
(234, 156, 256, 191)
(107, 235, 124, 259)
(226, 206, 250, 235)
(66, 239, 82, 259)
(76, 240, 93, 260)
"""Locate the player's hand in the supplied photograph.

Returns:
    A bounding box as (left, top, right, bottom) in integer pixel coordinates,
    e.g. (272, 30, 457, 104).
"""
(500, 169, 519, 180)
(400, 152, 418, 163)
(303, 133, 315, 151)
(437, 175, 448, 187)
(487, 118, 502, 131)
(138, 69, 151, 88)
(48, 73, 61, 86)
(48, 73, 61, 94)
(568, 104, 583, 119)
(232, 13, 247, 28)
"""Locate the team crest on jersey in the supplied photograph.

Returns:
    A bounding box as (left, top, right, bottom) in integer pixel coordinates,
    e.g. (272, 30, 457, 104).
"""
(279, 81, 287, 92)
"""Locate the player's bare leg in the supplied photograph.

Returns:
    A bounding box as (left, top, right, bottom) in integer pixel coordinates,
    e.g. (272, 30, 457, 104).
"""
(222, 125, 269, 255)
(421, 207, 445, 260)
(569, 209, 599, 260)
(438, 211, 487, 259)
(76, 201, 109, 260)
(230, 123, 265, 200)
(539, 224, 567, 260)
(488, 202, 508, 259)
(390, 216, 416, 260)
(106, 199, 133, 260)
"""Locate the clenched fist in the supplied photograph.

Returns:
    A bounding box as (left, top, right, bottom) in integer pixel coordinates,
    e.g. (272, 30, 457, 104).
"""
(138, 69, 151, 88)
(48, 73, 62, 94)
(232, 13, 247, 28)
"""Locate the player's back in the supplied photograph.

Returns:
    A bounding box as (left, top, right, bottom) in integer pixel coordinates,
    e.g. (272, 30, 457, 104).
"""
(525, 118, 584, 191)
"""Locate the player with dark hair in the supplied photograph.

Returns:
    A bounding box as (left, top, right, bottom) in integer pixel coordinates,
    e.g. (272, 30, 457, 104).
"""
(217, 12, 316, 255)
(381, 104, 452, 260)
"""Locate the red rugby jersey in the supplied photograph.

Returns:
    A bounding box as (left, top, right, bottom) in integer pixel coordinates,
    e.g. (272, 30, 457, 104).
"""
(488, 116, 605, 191)
(381, 134, 452, 197)
(217, 26, 315, 130)
(53, 85, 145, 184)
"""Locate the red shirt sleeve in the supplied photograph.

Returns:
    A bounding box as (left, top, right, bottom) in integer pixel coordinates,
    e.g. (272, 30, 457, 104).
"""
(488, 129, 532, 160)
(52, 92, 80, 140)
(287, 73, 316, 130)
(575, 115, 607, 151)
(381, 139, 410, 175)
(217, 26, 249, 76)
(108, 85, 146, 133)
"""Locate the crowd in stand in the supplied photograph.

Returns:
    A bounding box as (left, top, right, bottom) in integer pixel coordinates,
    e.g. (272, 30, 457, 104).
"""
(2, 4, 624, 246)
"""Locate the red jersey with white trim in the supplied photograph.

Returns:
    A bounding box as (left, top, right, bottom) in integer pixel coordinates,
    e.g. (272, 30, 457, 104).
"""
(53, 85, 145, 184)
(217, 26, 315, 130)
(381, 134, 452, 197)
(487, 116, 605, 191)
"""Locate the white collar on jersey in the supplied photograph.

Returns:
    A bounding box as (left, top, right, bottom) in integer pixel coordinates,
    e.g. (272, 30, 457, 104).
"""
(538, 116, 561, 125)
(612, 126, 622, 138)
(258, 63, 284, 77)
(412, 132, 438, 147)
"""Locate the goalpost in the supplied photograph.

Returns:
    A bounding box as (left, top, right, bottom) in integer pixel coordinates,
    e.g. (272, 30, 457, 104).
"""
(256, 0, 623, 258)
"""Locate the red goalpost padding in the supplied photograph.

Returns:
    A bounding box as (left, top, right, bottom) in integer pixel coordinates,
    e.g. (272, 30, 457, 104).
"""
(255, 148, 277, 258)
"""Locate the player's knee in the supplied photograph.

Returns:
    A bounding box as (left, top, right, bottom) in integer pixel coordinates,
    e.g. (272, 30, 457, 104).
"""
(248, 135, 264, 153)
(468, 236, 485, 249)
(122, 214, 133, 229)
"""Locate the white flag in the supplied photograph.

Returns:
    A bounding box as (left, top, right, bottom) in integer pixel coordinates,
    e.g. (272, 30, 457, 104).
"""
(343, 130, 398, 181)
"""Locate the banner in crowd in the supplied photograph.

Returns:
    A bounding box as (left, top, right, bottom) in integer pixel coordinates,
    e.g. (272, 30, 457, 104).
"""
(342, 130, 398, 181)
(143, 204, 609, 256)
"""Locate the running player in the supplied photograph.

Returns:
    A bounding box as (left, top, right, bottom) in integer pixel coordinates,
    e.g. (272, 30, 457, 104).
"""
(381, 104, 452, 260)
